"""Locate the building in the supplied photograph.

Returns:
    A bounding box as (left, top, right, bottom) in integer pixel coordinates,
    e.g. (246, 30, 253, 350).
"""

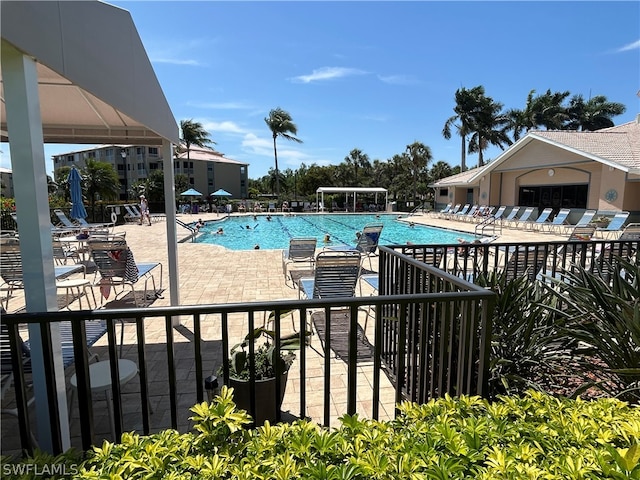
(52, 144, 249, 200)
(431, 117, 640, 223)
(0, 167, 14, 198)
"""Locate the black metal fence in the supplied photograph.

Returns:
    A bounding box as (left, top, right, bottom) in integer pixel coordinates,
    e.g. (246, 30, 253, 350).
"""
(2, 247, 494, 456)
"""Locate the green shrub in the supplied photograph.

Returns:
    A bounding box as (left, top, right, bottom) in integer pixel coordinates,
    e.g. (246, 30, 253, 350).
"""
(66, 387, 640, 479)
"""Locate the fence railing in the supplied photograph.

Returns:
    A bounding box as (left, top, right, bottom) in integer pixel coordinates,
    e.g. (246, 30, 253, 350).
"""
(2, 247, 494, 456)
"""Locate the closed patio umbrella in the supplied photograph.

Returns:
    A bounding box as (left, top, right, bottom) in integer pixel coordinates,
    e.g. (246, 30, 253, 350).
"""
(68, 167, 87, 220)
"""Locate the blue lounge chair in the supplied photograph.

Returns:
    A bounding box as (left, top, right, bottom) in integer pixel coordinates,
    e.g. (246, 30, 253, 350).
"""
(595, 211, 630, 239)
(502, 206, 521, 225)
(525, 207, 554, 231)
(539, 208, 571, 233)
(327, 223, 383, 271)
(509, 207, 534, 228)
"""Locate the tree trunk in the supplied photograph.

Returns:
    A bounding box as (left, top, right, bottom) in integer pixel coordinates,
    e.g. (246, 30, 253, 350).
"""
(273, 136, 280, 198)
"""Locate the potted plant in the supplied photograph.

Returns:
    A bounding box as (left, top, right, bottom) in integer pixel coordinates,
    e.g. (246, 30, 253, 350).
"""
(225, 319, 304, 426)
(589, 216, 611, 228)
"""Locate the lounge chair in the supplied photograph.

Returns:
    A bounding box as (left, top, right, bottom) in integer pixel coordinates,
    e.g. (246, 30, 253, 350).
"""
(523, 207, 553, 231)
(282, 238, 317, 283)
(503, 245, 548, 282)
(268, 202, 277, 213)
(0, 240, 87, 311)
(501, 206, 521, 225)
(567, 225, 596, 242)
(54, 209, 106, 231)
(459, 205, 479, 222)
(490, 206, 507, 221)
(508, 207, 534, 229)
(123, 205, 141, 223)
(297, 250, 362, 299)
(539, 208, 571, 234)
(326, 223, 383, 271)
(452, 204, 471, 220)
(594, 211, 630, 239)
(442, 203, 461, 219)
(431, 203, 452, 218)
(618, 223, 640, 241)
(87, 238, 162, 307)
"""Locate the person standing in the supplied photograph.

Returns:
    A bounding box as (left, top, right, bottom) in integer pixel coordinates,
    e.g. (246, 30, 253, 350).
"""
(139, 195, 151, 226)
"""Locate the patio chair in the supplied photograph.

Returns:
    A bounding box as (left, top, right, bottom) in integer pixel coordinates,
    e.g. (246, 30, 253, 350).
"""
(443, 203, 461, 219)
(524, 207, 553, 231)
(431, 203, 452, 218)
(509, 207, 535, 229)
(501, 206, 521, 225)
(282, 238, 317, 284)
(123, 205, 141, 223)
(268, 202, 277, 213)
(297, 250, 362, 299)
(540, 208, 571, 234)
(594, 211, 630, 239)
(87, 238, 163, 307)
(54, 209, 79, 229)
(459, 205, 479, 222)
(567, 225, 596, 242)
(326, 223, 383, 271)
(618, 223, 640, 241)
(452, 204, 471, 220)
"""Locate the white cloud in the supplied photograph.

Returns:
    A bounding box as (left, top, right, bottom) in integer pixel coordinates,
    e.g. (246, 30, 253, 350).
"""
(202, 120, 247, 135)
(616, 39, 640, 52)
(377, 74, 420, 86)
(290, 67, 367, 84)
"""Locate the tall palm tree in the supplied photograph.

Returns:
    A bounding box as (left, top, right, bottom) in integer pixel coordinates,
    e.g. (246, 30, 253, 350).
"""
(179, 119, 214, 161)
(468, 96, 512, 167)
(507, 89, 570, 140)
(405, 141, 432, 200)
(442, 86, 485, 172)
(565, 94, 626, 131)
(344, 148, 371, 185)
(265, 108, 302, 198)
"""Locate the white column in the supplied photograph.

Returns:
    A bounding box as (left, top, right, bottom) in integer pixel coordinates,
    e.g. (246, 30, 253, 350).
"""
(162, 141, 180, 322)
(2, 43, 70, 452)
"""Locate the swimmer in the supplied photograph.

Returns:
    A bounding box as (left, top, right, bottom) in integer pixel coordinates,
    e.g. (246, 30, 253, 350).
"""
(323, 234, 331, 243)
(409, 222, 415, 227)
(216, 227, 224, 235)
(254, 244, 260, 250)
(253, 215, 258, 221)
(246, 225, 251, 229)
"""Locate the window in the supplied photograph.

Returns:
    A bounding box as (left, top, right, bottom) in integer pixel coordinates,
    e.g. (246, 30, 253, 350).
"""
(440, 188, 448, 197)
(518, 184, 588, 209)
(241, 166, 246, 174)
(117, 164, 125, 171)
(149, 163, 158, 170)
(136, 147, 144, 155)
(148, 147, 158, 156)
(183, 161, 189, 169)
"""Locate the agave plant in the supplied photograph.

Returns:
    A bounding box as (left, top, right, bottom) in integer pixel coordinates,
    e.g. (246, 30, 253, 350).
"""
(542, 256, 640, 403)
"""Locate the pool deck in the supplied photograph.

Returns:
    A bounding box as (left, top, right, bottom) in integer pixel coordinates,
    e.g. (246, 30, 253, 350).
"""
(1, 212, 568, 454)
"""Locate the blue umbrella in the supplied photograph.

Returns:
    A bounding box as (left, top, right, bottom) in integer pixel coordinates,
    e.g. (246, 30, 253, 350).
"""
(68, 167, 87, 220)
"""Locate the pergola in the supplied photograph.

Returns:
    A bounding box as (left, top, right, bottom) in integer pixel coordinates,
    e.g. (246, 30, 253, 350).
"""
(1, 0, 180, 452)
(315, 187, 388, 212)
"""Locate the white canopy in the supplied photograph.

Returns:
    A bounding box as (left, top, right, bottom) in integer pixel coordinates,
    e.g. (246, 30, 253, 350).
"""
(315, 187, 388, 212)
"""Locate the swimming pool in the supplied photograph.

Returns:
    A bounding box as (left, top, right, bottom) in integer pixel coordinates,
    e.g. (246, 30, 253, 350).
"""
(193, 214, 478, 251)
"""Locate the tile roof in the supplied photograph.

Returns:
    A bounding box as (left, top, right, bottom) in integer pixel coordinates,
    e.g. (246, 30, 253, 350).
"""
(429, 165, 489, 187)
(531, 119, 640, 171)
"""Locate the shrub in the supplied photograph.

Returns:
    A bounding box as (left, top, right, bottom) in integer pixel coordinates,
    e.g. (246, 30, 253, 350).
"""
(65, 387, 640, 479)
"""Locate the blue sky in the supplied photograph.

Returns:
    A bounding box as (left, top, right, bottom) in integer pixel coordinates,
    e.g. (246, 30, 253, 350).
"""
(2, 1, 639, 179)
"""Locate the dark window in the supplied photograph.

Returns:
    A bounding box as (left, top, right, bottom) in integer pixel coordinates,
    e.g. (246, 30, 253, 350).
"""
(440, 188, 448, 197)
(149, 163, 158, 170)
(148, 147, 158, 155)
(518, 184, 588, 210)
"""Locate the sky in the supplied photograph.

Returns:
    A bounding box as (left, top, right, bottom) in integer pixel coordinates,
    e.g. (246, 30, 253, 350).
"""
(1, 1, 639, 179)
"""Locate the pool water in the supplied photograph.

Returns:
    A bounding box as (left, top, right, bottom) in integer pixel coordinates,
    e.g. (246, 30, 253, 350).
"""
(193, 214, 477, 251)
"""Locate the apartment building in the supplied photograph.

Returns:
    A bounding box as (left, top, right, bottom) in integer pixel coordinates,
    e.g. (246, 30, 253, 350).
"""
(0, 167, 15, 198)
(52, 144, 249, 200)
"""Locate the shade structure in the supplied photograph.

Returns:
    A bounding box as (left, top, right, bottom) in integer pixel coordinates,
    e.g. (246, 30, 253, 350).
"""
(211, 188, 232, 197)
(180, 188, 202, 197)
(68, 167, 87, 220)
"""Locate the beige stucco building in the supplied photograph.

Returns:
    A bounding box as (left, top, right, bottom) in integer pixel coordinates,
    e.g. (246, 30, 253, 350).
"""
(53, 144, 249, 200)
(431, 117, 640, 224)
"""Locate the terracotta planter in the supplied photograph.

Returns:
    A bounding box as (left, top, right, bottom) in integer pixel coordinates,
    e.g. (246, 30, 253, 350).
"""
(228, 371, 288, 426)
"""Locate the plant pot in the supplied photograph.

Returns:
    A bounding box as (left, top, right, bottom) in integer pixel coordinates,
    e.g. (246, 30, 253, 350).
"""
(228, 371, 288, 426)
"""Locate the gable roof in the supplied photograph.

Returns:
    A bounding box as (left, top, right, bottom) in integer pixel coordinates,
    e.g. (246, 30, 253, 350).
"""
(431, 118, 640, 188)
(176, 145, 248, 166)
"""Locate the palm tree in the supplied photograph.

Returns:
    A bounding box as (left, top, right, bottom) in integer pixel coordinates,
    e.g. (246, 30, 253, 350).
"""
(180, 119, 214, 161)
(82, 158, 120, 220)
(468, 96, 512, 167)
(265, 108, 302, 198)
(442, 86, 485, 172)
(344, 148, 371, 185)
(405, 142, 432, 200)
(565, 94, 626, 131)
(507, 89, 570, 140)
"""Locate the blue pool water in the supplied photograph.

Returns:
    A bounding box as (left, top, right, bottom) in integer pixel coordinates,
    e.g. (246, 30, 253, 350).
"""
(193, 214, 477, 251)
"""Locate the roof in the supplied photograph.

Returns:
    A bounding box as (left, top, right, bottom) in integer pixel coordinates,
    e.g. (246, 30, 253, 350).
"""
(530, 120, 640, 172)
(431, 118, 640, 188)
(176, 145, 248, 166)
(0, 1, 179, 145)
(316, 187, 388, 194)
(429, 166, 488, 188)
